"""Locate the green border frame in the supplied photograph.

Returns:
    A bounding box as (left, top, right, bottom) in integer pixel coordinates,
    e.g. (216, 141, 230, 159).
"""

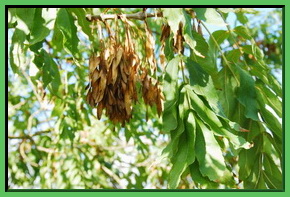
(2, 1, 288, 196)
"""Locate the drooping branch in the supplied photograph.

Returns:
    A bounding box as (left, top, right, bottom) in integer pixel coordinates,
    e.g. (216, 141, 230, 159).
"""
(86, 11, 163, 22)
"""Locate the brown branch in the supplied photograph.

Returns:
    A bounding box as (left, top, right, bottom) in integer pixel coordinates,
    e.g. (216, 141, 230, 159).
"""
(8, 130, 51, 139)
(86, 11, 163, 22)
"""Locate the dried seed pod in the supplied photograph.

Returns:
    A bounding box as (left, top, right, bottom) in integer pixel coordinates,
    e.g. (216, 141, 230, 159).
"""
(89, 54, 100, 74)
(91, 70, 100, 83)
(145, 22, 156, 70)
(86, 17, 163, 125)
(173, 22, 184, 54)
(97, 101, 103, 119)
(160, 23, 171, 43)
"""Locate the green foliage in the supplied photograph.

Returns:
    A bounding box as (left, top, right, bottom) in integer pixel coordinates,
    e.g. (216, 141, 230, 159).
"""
(8, 8, 282, 190)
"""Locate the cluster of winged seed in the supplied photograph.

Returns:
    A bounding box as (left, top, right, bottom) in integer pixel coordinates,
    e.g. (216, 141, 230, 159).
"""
(86, 43, 139, 124)
(86, 21, 163, 125)
(141, 69, 163, 117)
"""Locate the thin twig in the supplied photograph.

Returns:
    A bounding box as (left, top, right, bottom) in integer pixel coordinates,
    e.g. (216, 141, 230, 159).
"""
(200, 21, 240, 86)
(101, 165, 126, 189)
(86, 11, 163, 22)
(19, 65, 43, 104)
(8, 130, 51, 139)
(217, 10, 250, 69)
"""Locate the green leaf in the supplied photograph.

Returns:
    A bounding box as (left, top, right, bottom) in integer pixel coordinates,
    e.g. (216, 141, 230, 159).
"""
(186, 59, 221, 114)
(242, 136, 265, 189)
(9, 28, 26, 73)
(263, 154, 282, 189)
(190, 32, 217, 76)
(184, 112, 196, 164)
(15, 8, 36, 34)
(60, 117, 76, 142)
(258, 103, 282, 141)
(236, 66, 259, 121)
(189, 161, 219, 188)
(35, 49, 61, 95)
(194, 8, 226, 26)
(238, 148, 258, 180)
(8, 8, 17, 24)
(216, 68, 238, 118)
(244, 153, 267, 189)
(267, 74, 282, 98)
(51, 98, 64, 117)
(68, 8, 94, 42)
(29, 8, 50, 45)
(162, 118, 184, 158)
(163, 56, 181, 108)
(178, 89, 190, 120)
(168, 112, 196, 189)
(265, 133, 282, 162)
(209, 30, 229, 46)
(256, 81, 282, 118)
(184, 85, 250, 149)
(8, 21, 18, 28)
(235, 12, 248, 24)
(29, 41, 43, 53)
(55, 8, 79, 57)
(242, 45, 264, 60)
(192, 31, 208, 57)
(195, 119, 233, 184)
(234, 26, 252, 40)
(249, 64, 282, 98)
(226, 49, 242, 63)
(51, 27, 63, 52)
(208, 30, 230, 65)
(163, 56, 182, 132)
(246, 120, 263, 142)
(164, 36, 174, 59)
(125, 129, 132, 143)
(163, 104, 178, 132)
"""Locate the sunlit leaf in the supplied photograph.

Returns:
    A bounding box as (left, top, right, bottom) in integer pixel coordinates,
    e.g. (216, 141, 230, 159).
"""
(184, 85, 250, 149)
(168, 112, 196, 189)
(193, 8, 226, 26)
(29, 8, 50, 45)
(195, 119, 234, 184)
(68, 8, 94, 42)
(234, 26, 252, 40)
(186, 59, 221, 114)
(9, 28, 26, 73)
(55, 8, 79, 57)
(263, 153, 282, 189)
(189, 161, 219, 188)
(15, 8, 36, 34)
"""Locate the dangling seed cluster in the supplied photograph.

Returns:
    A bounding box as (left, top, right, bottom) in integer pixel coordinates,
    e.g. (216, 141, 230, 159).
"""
(86, 16, 163, 125)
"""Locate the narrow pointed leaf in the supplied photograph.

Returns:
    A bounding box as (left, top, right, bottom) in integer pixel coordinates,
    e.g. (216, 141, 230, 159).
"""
(236, 66, 259, 121)
(195, 119, 234, 184)
(55, 8, 79, 56)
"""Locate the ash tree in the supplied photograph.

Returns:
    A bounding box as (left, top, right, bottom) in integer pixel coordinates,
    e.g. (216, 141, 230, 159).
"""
(7, 8, 282, 189)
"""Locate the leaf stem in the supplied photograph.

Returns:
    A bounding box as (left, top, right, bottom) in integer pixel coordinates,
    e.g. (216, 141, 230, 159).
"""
(217, 10, 250, 69)
(200, 21, 240, 86)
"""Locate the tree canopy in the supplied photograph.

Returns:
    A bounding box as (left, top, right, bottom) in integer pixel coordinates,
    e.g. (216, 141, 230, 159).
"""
(7, 8, 283, 189)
